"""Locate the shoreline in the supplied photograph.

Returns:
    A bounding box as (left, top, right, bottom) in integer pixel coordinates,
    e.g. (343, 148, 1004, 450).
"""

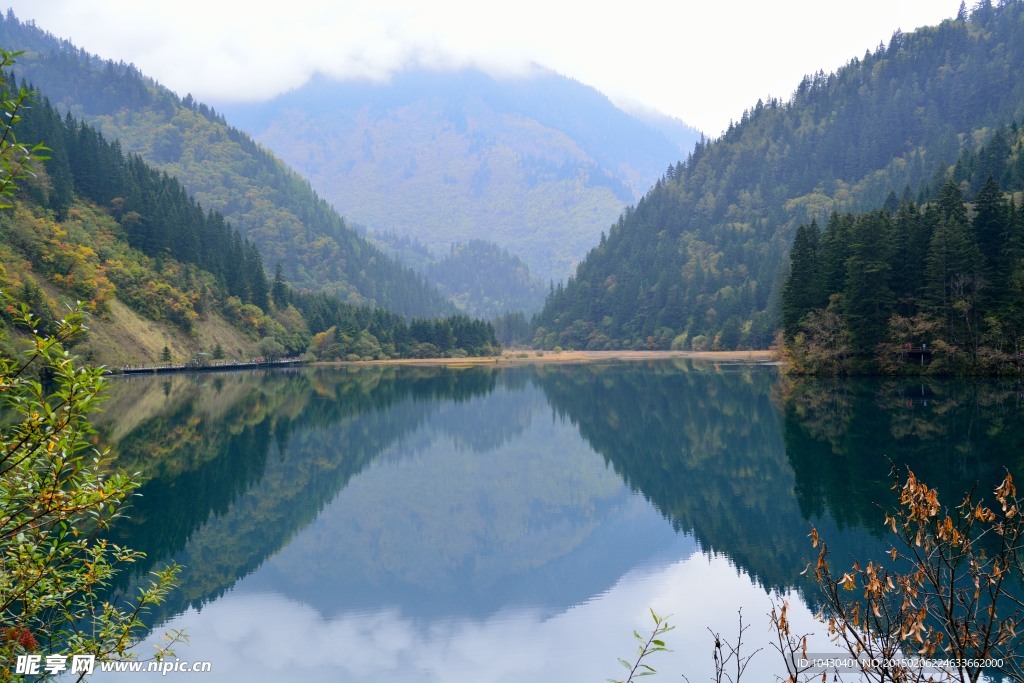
(344, 349, 777, 367)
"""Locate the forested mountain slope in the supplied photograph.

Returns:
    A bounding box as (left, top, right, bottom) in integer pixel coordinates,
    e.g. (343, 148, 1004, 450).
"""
(780, 112, 1024, 375)
(0, 11, 452, 318)
(362, 232, 548, 319)
(424, 240, 548, 319)
(1, 76, 497, 367)
(535, 2, 1024, 351)
(219, 69, 698, 286)
(2, 86, 295, 366)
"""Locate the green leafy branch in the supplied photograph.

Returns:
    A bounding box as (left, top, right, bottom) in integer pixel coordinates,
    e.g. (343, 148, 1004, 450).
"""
(609, 609, 674, 683)
(0, 48, 49, 208)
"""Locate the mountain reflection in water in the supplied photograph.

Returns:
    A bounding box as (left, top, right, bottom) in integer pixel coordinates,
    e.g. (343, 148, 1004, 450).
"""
(92, 362, 1022, 682)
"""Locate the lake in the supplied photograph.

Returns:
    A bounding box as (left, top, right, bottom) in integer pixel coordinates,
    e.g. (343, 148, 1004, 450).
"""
(91, 360, 1024, 682)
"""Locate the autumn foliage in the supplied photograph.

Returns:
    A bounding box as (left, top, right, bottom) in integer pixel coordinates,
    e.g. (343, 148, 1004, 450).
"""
(795, 470, 1024, 682)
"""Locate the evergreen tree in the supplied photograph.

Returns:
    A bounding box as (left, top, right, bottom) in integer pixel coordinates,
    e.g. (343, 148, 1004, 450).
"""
(819, 213, 853, 296)
(843, 211, 895, 354)
(925, 183, 981, 346)
(972, 175, 1009, 296)
(272, 263, 289, 308)
(782, 221, 823, 338)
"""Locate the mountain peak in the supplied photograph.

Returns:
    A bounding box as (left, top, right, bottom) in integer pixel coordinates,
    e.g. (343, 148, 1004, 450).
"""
(218, 67, 699, 286)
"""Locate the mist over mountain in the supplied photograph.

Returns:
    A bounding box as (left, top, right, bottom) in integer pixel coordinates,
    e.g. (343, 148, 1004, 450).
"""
(217, 68, 699, 286)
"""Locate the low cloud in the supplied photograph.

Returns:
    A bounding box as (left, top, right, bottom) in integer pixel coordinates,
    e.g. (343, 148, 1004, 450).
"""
(5, 0, 963, 135)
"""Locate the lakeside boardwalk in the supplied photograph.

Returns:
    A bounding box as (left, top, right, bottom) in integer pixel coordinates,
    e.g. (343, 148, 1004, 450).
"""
(118, 358, 307, 375)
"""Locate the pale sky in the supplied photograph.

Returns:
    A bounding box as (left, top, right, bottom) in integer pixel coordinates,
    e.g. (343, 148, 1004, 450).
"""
(4, 1, 964, 134)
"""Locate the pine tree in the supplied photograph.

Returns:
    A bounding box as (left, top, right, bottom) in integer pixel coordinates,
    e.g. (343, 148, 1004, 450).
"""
(819, 213, 853, 296)
(782, 221, 823, 338)
(972, 175, 1009, 298)
(925, 184, 982, 347)
(271, 263, 289, 308)
(843, 211, 895, 354)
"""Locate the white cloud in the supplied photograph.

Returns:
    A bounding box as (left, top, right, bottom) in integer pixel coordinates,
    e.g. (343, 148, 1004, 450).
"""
(5, 0, 963, 133)
(98, 552, 824, 683)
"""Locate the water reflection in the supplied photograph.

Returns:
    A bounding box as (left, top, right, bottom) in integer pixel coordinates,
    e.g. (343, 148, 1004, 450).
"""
(91, 362, 1022, 682)
(104, 366, 505, 618)
(781, 376, 1024, 531)
(106, 552, 815, 683)
(240, 380, 682, 618)
(534, 360, 887, 600)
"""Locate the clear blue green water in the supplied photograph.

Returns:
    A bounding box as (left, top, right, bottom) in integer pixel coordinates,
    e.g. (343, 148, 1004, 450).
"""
(91, 361, 1023, 682)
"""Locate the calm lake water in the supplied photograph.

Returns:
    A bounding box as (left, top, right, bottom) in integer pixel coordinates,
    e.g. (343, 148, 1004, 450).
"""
(91, 361, 1024, 682)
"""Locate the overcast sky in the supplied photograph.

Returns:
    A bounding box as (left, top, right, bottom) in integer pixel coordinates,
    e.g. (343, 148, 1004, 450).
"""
(5, 1, 964, 134)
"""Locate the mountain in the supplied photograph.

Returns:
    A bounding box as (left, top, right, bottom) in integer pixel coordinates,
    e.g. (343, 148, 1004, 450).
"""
(1, 72, 498, 367)
(216, 68, 699, 285)
(360, 231, 548, 318)
(425, 240, 548, 319)
(780, 122, 1024, 374)
(0, 11, 452, 318)
(535, 1, 1024, 351)
(2, 90, 294, 367)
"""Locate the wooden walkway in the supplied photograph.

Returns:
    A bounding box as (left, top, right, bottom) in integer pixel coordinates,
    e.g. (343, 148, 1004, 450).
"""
(117, 358, 307, 375)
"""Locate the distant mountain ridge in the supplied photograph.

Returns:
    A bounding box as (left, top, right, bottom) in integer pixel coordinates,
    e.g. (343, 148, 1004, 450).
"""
(535, 1, 1024, 351)
(217, 68, 699, 285)
(425, 240, 548, 319)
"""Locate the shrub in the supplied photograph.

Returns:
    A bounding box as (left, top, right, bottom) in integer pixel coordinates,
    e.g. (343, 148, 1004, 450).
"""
(0, 302, 180, 677)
